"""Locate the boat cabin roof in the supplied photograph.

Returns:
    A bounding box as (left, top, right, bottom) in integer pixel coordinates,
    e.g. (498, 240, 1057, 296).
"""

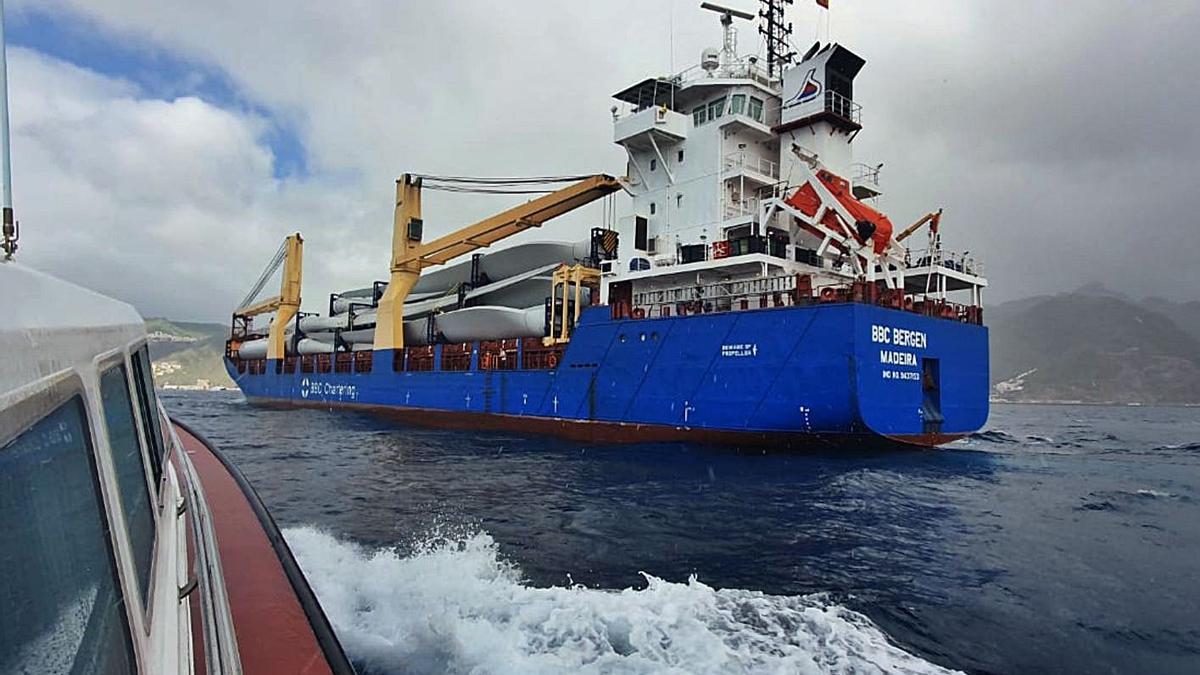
(0, 262, 145, 395)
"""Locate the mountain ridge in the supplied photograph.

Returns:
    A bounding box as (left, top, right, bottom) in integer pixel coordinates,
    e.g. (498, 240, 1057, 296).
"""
(989, 286, 1200, 404)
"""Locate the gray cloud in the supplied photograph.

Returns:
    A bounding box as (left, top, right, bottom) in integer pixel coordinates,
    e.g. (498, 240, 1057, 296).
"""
(9, 0, 1199, 321)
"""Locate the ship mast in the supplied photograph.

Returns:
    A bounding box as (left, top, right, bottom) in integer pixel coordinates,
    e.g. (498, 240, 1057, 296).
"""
(758, 0, 796, 78)
(0, 0, 16, 260)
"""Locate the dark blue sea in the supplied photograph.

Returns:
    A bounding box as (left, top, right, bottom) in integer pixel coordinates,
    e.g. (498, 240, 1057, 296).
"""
(163, 391, 1200, 674)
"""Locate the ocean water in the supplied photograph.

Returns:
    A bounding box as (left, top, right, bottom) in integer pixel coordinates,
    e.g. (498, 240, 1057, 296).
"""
(163, 391, 1200, 674)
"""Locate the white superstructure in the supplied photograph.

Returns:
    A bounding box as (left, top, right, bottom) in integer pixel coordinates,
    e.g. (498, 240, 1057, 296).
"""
(602, 2, 986, 318)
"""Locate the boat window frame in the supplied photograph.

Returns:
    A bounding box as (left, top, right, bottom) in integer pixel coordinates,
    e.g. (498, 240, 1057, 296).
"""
(0, 369, 140, 672)
(97, 353, 161, 622)
(128, 342, 166, 491)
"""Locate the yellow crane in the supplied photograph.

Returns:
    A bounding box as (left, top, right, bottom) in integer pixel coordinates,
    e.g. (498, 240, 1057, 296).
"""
(373, 173, 623, 350)
(232, 232, 303, 360)
(895, 209, 942, 243)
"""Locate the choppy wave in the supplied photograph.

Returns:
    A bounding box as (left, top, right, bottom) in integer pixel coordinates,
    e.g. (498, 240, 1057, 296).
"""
(965, 430, 1020, 444)
(1152, 442, 1200, 452)
(285, 527, 957, 675)
(1075, 487, 1188, 512)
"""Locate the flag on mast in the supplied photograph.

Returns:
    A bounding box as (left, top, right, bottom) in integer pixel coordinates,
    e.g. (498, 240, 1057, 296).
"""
(816, 0, 829, 8)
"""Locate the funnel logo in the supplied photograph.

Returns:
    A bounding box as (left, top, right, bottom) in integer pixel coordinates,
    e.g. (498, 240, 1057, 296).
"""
(784, 68, 822, 109)
(300, 377, 311, 398)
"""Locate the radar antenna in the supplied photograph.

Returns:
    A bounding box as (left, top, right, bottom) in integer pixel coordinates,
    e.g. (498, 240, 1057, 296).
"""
(700, 3, 755, 65)
(758, 0, 796, 78)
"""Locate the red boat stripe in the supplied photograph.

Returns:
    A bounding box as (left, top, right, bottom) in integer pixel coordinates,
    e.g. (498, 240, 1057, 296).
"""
(175, 424, 340, 674)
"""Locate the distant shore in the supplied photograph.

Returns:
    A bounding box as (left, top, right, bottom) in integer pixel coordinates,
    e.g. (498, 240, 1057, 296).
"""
(991, 398, 1200, 408)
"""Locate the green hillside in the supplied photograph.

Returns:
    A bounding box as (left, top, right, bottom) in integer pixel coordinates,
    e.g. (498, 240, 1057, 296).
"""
(144, 318, 234, 389)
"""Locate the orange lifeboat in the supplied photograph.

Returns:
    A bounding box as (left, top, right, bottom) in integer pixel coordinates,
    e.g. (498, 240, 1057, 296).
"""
(784, 169, 895, 255)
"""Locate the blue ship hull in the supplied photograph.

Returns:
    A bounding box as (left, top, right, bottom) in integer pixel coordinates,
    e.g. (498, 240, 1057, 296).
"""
(227, 303, 989, 449)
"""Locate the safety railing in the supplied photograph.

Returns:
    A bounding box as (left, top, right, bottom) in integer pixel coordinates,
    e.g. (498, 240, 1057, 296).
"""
(724, 198, 758, 220)
(724, 152, 780, 180)
(353, 351, 373, 374)
(440, 343, 472, 372)
(521, 338, 564, 370)
(907, 248, 986, 277)
(825, 91, 861, 125)
(625, 273, 983, 325)
(672, 58, 775, 88)
(479, 339, 521, 371)
(852, 162, 881, 189)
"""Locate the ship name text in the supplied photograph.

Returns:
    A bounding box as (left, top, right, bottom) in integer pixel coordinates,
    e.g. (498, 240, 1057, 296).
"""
(871, 325, 927, 349)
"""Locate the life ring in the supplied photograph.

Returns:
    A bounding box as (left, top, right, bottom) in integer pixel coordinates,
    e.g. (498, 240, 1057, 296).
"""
(819, 287, 837, 302)
(632, 307, 646, 319)
(547, 353, 559, 368)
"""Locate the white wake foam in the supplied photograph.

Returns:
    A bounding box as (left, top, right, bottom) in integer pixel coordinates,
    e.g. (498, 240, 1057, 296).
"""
(285, 527, 958, 675)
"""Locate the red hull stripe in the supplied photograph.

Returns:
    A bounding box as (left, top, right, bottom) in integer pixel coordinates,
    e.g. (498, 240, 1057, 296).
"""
(249, 397, 961, 450)
(174, 421, 353, 674)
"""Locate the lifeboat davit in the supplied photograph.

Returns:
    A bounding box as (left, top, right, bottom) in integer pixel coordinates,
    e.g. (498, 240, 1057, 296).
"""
(784, 168, 895, 255)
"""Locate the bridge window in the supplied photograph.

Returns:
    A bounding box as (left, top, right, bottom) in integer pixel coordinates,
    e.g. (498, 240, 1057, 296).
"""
(101, 364, 156, 608)
(749, 96, 764, 122)
(730, 94, 746, 116)
(707, 97, 726, 121)
(692, 106, 705, 126)
(0, 395, 136, 673)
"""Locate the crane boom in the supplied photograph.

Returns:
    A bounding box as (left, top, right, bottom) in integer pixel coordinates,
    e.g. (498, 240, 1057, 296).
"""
(373, 173, 623, 351)
(233, 232, 303, 360)
(896, 209, 942, 243)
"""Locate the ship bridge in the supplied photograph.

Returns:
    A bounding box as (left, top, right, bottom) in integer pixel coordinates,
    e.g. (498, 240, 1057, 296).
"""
(612, 78, 690, 150)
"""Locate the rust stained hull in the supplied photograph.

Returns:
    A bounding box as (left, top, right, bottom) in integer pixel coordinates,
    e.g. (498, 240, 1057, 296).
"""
(250, 397, 962, 451)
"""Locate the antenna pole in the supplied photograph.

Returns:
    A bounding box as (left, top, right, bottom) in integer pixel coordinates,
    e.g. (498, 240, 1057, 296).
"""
(0, 0, 16, 260)
(758, 0, 796, 78)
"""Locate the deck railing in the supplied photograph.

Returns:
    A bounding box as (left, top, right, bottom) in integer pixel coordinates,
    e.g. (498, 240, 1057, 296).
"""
(825, 91, 861, 125)
(626, 273, 983, 325)
(724, 152, 780, 180)
(851, 162, 881, 189)
(907, 248, 986, 277)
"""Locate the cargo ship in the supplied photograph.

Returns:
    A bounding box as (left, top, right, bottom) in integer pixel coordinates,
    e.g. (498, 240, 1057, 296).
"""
(226, 1, 989, 449)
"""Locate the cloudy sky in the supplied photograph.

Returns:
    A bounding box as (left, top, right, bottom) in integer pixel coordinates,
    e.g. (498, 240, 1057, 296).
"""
(7, 0, 1198, 320)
